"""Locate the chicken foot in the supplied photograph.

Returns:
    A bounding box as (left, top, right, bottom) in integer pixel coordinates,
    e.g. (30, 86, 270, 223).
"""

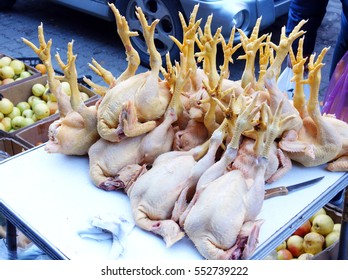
(83, 3, 141, 96)
(238, 17, 268, 88)
(266, 19, 307, 79)
(170, 4, 202, 91)
(289, 37, 309, 118)
(22, 23, 70, 117)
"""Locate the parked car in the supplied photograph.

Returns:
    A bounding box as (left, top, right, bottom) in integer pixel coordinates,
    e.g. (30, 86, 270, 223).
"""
(2, 0, 291, 66)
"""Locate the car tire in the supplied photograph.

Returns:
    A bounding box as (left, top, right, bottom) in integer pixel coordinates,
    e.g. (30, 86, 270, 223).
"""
(123, 0, 184, 68)
(0, 0, 16, 10)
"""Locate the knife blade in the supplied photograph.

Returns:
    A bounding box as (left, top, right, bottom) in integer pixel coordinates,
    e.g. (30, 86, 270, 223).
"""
(264, 176, 325, 199)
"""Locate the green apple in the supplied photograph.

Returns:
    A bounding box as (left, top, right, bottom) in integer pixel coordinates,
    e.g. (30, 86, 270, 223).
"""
(16, 101, 30, 113)
(46, 92, 57, 102)
(325, 231, 340, 248)
(0, 97, 14, 115)
(1, 117, 12, 131)
(7, 106, 21, 119)
(31, 83, 46, 97)
(11, 115, 26, 130)
(33, 102, 49, 120)
(22, 108, 34, 118)
(27, 95, 41, 107)
(80, 91, 89, 101)
(309, 208, 326, 223)
(0, 122, 5, 131)
(61, 81, 71, 96)
(0, 56, 12, 68)
(333, 224, 341, 233)
(31, 98, 45, 109)
(19, 71, 31, 79)
(311, 214, 334, 236)
(0, 65, 15, 79)
(0, 112, 4, 121)
(10, 60, 25, 75)
(22, 117, 35, 127)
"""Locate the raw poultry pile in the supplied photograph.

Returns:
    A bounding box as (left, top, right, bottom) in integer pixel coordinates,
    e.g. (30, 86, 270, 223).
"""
(23, 3, 348, 260)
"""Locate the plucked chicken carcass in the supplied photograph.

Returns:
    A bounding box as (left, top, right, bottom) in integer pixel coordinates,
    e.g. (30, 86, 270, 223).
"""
(126, 131, 223, 247)
(182, 100, 298, 260)
(88, 100, 175, 190)
(123, 47, 225, 247)
(23, 24, 100, 156)
(175, 92, 261, 228)
(279, 46, 348, 171)
(172, 93, 259, 224)
(89, 45, 193, 190)
(96, 6, 171, 142)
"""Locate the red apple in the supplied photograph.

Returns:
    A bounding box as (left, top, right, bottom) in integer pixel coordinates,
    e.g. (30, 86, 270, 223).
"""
(287, 235, 304, 257)
(293, 220, 312, 237)
(277, 249, 293, 260)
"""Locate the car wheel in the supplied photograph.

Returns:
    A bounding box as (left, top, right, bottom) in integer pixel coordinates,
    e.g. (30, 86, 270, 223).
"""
(123, 0, 184, 67)
(0, 0, 16, 10)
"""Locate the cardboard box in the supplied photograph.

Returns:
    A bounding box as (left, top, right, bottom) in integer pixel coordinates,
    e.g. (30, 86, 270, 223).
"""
(0, 53, 41, 90)
(14, 116, 57, 148)
(0, 137, 28, 161)
(312, 205, 343, 260)
(0, 75, 99, 138)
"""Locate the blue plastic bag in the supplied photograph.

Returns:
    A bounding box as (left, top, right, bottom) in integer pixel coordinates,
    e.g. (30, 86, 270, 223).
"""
(322, 51, 348, 122)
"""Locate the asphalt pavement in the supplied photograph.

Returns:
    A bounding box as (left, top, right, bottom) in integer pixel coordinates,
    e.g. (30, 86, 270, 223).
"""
(0, 0, 343, 99)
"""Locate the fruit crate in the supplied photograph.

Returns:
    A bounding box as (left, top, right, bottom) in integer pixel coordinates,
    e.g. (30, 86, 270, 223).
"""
(312, 205, 343, 260)
(0, 53, 41, 90)
(14, 116, 57, 148)
(16, 57, 92, 87)
(0, 75, 99, 138)
(0, 137, 28, 162)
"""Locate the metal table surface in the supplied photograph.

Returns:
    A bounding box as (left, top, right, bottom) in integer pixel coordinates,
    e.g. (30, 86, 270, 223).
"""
(0, 145, 347, 260)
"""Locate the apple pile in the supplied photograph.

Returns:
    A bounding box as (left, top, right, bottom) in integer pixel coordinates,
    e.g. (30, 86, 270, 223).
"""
(0, 81, 89, 132)
(275, 208, 341, 260)
(0, 56, 33, 86)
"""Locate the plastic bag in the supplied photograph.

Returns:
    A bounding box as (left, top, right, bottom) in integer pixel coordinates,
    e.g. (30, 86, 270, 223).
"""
(277, 66, 310, 100)
(322, 51, 348, 122)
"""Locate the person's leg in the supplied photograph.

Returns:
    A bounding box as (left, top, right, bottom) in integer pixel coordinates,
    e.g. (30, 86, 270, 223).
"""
(286, 0, 329, 56)
(329, 0, 348, 78)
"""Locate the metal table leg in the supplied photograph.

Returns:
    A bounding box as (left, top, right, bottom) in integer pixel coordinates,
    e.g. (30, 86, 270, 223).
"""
(338, 187, 348, 260)
(6, 220, 17, 260)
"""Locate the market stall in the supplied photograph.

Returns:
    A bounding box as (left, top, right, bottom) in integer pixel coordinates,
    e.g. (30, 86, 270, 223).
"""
(1, 3, 348, 261)
(0, 145, 347, 260)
